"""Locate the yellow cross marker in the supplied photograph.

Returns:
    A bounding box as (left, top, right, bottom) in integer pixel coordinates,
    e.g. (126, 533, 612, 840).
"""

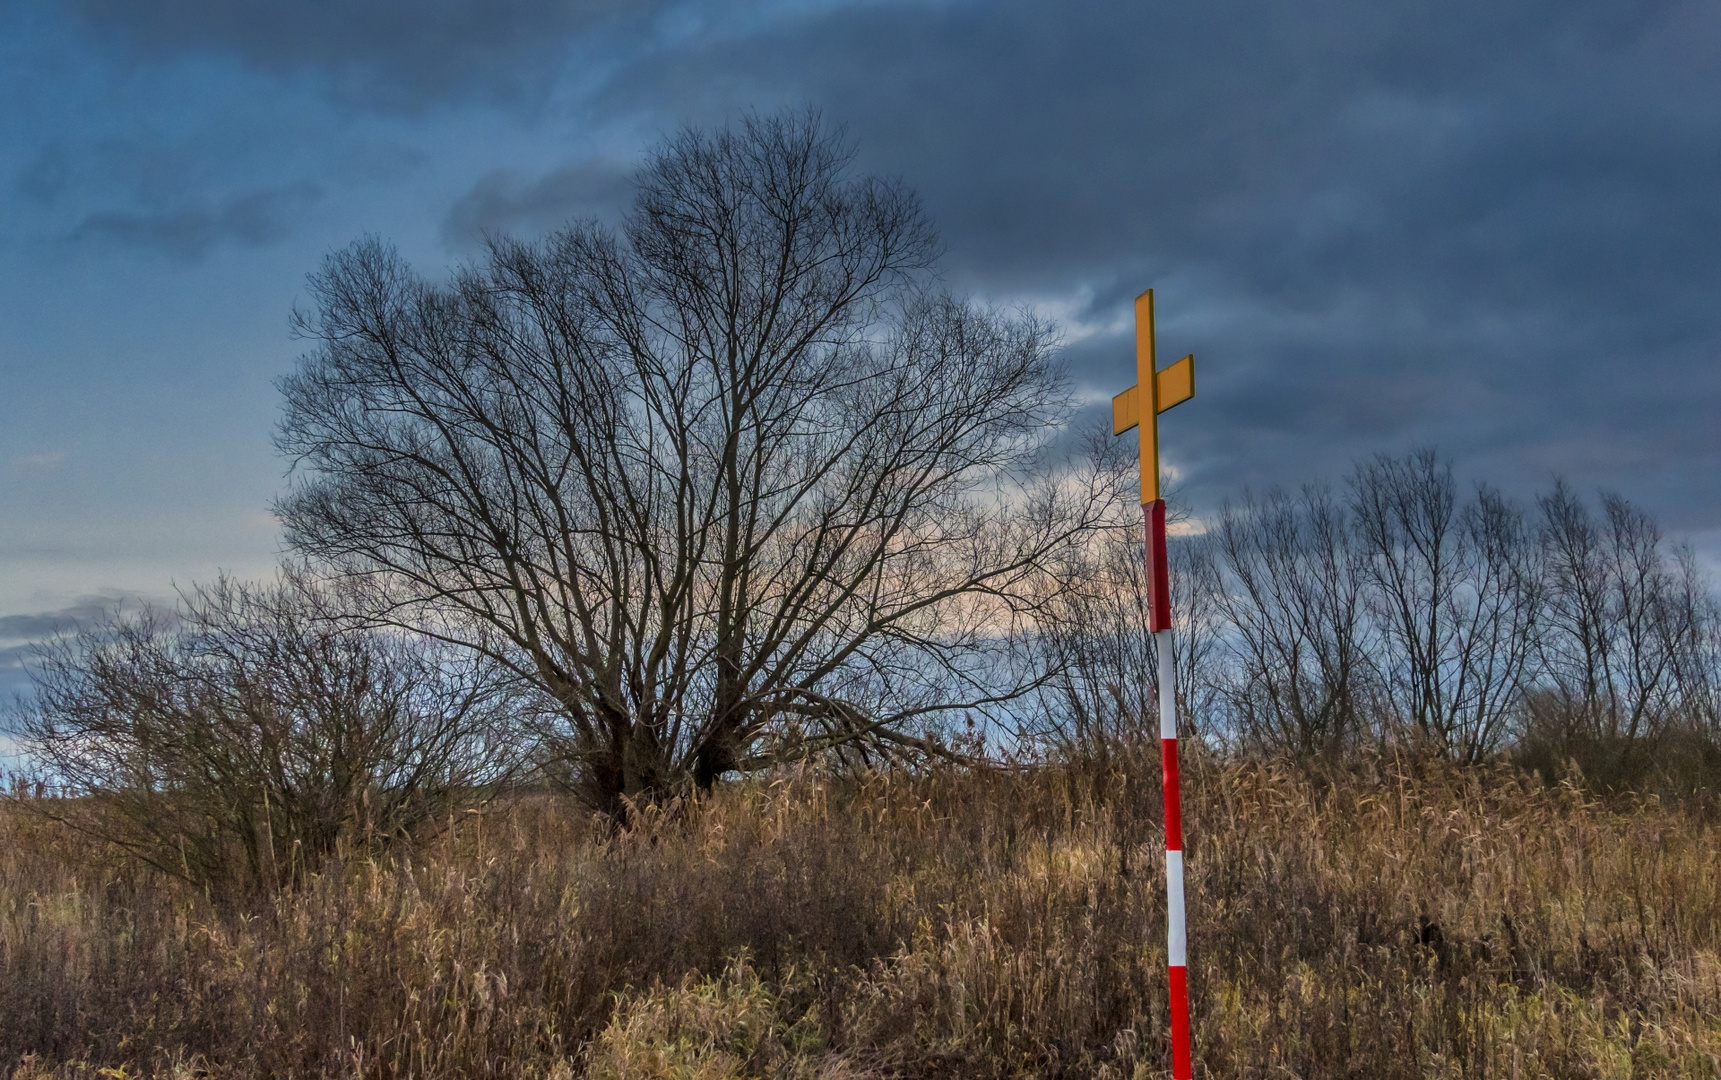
(1111, 289, 1195, 504)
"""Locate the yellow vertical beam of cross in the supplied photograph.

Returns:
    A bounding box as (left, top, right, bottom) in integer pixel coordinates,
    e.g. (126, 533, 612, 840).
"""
(1111, 289, 1195, 504)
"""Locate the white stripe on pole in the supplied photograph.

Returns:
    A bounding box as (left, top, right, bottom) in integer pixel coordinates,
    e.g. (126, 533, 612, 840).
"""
(1166, 850, 1187, 966)
(1156, 630, 1176, 739)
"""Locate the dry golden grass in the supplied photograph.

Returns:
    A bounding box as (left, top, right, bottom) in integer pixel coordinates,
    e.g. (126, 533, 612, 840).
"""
(4, 756, 1720, 1078)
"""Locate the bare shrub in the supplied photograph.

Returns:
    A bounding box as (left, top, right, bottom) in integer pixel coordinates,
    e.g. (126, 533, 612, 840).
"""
(1034, 450, 1719, 779)
(1535, 482, 1706, 740)
(1675, 576, 1721, 740)
(8, 571, 523, 895)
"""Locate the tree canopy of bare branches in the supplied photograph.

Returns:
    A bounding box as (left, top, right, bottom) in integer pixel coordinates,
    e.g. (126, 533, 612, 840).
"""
(1032, 448, 1721, 775)
(1349, 450, 1542, 763)
(1533, 480, 1709, 752)
(1210, 485, 1370, 760)
(276, 111, 1119, 813)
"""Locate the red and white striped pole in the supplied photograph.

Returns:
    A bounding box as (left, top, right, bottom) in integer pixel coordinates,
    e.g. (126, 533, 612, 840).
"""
(1111, 288, 1196, 1078)
(1145, 497, 1191, 1079)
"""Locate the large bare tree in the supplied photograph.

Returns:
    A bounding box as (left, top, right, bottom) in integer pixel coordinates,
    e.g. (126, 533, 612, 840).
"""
(277, 112, 1118, 812)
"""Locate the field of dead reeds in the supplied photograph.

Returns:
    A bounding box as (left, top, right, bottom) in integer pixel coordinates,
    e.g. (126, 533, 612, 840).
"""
(4, 756, 1720, 1079)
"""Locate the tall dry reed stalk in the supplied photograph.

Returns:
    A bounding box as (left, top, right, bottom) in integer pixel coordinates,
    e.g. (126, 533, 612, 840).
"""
(5, 757, 1719, 1078)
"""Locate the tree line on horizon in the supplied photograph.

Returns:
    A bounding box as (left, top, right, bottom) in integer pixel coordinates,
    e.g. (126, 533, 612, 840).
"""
(1038, 451, 1721, 783)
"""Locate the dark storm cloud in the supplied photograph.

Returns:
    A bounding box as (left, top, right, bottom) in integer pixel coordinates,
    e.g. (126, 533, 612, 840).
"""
(607, 0, 1711, 298)
(48, 0, 1714, 521)
(441, 160, 634, 248)
(0, 594, 165, 702)
(58, 0, 669, 109)
(578, 0, 1721, 517)
(0, 594, 141, 642)
(0, 643, 32, 703)
(71, 182, 323, 260)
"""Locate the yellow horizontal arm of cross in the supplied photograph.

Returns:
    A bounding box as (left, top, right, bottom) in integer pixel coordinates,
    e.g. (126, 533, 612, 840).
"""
(1111, 289, 1194, 504)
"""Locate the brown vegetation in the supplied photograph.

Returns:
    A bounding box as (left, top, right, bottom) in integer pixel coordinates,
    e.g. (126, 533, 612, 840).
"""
(6, 755, 1720, 1079)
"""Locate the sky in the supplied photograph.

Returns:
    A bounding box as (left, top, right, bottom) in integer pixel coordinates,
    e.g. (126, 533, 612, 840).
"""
(2, 0, 1719, 702)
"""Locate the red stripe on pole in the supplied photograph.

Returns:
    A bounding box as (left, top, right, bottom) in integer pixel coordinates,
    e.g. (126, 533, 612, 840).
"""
(1169, 965, 1192, 1078)
(1145, 499, 1171, 632)
(1161, 737, 1183, 852)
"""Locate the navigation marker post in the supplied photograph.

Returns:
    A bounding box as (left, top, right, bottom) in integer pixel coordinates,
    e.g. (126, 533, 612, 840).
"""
(1111, 288, 1195, 1079)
